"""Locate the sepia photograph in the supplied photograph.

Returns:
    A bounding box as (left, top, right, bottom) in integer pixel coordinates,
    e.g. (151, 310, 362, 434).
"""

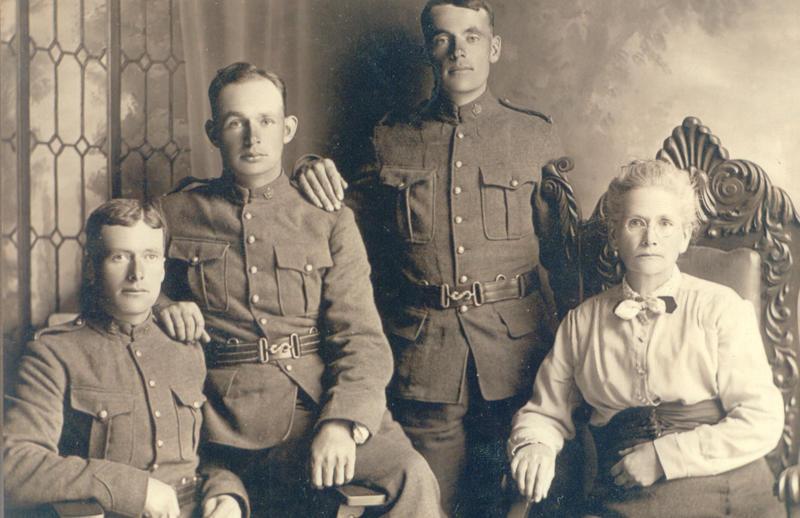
(2, 1, 800, 516)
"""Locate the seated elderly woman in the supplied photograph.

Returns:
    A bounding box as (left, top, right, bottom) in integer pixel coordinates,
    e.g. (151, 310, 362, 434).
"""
(507, 159, 784, 517)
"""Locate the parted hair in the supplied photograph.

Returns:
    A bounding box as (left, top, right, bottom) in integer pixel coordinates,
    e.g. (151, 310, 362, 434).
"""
(207, 61, 287, 120)
(80, 199, 166, 318)
(605, 159, 701, 234)
(420, 0, 495, 43)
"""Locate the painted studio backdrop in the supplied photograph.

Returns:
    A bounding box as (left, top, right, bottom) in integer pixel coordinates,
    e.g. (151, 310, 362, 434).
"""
(2, 0, 799, 387)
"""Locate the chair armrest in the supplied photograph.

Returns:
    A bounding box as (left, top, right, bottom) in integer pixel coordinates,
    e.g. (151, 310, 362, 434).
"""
(334, 484, 387, 507)
(778, 465, 800, 516)
(50, 500, 105, 518)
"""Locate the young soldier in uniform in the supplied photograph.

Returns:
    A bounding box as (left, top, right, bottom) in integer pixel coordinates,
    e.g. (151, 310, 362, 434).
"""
(295, 1, 574, 515)
(3, 199, 247, 518)
(153, 62, 441, 517)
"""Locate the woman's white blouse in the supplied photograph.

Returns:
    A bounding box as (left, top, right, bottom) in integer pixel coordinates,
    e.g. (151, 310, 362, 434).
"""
(509, 269, 784, 480)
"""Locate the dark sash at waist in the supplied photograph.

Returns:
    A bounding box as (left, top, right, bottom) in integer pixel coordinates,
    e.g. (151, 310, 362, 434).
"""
(590, 398, 725, 478)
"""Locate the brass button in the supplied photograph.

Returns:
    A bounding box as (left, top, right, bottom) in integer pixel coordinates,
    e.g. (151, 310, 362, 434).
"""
(74, 318, 84, 326)
(154, 410, 162, 418)
(454, 216, 463, 224)
(251, 294, 260, 303)
(247, 235, 256, 244)
(455, 160, 463, 168)
(398, 181, 406, 189)
(148, 380, 156, 388)
(459, 305, 469, 314)
(472, 103, 482, 115)
(190, 256, 199, 265)
(249, 266, 258, 274)
(457, 132, 464, 139)
(259, 317, 268, 325)
(453, 186, 462, 195)
(157, 439, 164, 448)
(304, 264, 313, 273)
(459, 275, 468, 283)
(135, 349, 142, 357)
(151, 464, 159, 471)
(510, 179, 519, 187)
(244, 212, 253, 220)
(456, 246, 465, 254)
(286, 365, 293, 372)
(98, 409, 108, 420)
(192, 401, 201, 409)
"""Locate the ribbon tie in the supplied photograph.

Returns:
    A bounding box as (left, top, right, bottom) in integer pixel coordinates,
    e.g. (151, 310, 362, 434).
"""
(614, 296, 677, 323)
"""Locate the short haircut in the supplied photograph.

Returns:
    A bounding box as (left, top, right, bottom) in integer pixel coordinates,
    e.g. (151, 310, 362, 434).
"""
(420, 0, 495, 43)
(80, 198, 166, 317)
(207, 62, 287, 120)
(605, 159, 701, 234)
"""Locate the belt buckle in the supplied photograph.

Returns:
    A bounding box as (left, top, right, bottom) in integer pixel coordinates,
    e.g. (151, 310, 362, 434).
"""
(258, 337, 270, 363)
(290, 333, 301, 359)
(440, 283, 452, 309)
(472, 281, 484, 306)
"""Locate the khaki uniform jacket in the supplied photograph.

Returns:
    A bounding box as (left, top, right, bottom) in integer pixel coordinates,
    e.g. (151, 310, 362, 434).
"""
(359, 89, 564, 404)
(3, 315, 248, 517)
(156, 173, 393, 450)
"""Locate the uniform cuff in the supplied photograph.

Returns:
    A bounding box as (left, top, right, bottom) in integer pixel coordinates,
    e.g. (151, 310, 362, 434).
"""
(91, 462, 149, 516)
(202, 472, 250, 518)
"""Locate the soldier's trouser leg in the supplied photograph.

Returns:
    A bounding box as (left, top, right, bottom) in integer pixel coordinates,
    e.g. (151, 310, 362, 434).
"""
(391, 362, 530, 518)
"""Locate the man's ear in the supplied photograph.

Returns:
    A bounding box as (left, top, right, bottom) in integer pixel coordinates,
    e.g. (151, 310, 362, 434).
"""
(205, 119, 220, 148)
(489, 35, 502, 64)
(283, 115, 298, 145)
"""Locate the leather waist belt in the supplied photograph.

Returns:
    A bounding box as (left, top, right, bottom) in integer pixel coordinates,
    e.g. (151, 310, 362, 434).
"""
(207, 329, 321, 367)
(403, 269, 540, 310)
(175, 474, 205, 508)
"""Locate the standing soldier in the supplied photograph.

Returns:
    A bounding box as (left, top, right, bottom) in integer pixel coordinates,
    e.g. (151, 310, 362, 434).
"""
(154, 62, 442, 517)
(296, 1, 573, 515)
(3, 199, 247, 518)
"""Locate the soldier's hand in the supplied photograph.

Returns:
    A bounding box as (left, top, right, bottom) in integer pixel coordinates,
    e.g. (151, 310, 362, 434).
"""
(309, 419, 356, 488)
(202, 494, 242, 518)
(611, 441, 664, 488)
(510, 443, 556, 503)
(296, 157, 348, 212)
(143, 477, 180, 518)
(156, 301, 211, 344)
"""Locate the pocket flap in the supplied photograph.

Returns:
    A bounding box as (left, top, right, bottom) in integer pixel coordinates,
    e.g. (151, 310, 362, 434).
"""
(495, 295, 541, 338)
(170, 385, 207, 409)
(480, 166, 534, 190)
(384, 306, 428, 342)
(70, 389, 134, 419)
(169, 237, 229, 264)
(379, 165, 434, 189)
(274, 243, 333, 273)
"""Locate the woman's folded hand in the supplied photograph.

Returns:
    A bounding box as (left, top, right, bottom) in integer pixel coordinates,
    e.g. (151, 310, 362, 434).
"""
(510, 443, 556, 503)
(611, 441, 665, 488)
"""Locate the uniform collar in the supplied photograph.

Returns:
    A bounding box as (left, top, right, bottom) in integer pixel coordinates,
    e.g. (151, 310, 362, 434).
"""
(224, 171, 291, 204)
(89, 312, 157, 341)
(424, 88, 494, 125)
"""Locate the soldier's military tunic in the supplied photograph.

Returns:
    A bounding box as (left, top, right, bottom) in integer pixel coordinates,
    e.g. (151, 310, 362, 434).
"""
(156, 173, 441, 517)
(355, 89, 566, 515)
(3, 314, 248, 517)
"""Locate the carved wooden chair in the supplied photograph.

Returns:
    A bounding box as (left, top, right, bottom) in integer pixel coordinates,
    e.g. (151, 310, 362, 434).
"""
(534, 116, 800, 516)
(29, 314, 388, 518)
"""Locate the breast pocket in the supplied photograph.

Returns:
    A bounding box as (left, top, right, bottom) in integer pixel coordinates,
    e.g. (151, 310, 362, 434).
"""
(380, 165, 436, 244)
(170, 385, 207, 461)
(168, 237, 230, 312)
(274, 243, 333, 316)
(70, 389, 134, 463)
(480, 166, 536, 240)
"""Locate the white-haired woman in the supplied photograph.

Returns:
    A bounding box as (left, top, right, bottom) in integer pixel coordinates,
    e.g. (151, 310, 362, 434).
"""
(508, 159, 783, 516)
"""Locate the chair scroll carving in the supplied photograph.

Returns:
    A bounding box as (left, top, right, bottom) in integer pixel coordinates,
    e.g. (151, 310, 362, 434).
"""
(547, 116, 800, 512)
